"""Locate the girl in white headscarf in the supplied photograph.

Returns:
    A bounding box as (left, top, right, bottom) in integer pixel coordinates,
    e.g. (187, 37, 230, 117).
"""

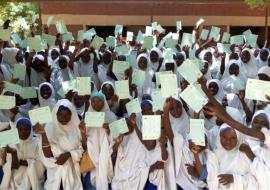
(36, 99, 83, 190)
(207, 79, 225, 103)
(47, 48, 60, 68)
(0, 118, 45, 190)
(221, 59, 247, 94)
(0, 48, 21, 81)
(112, 100, 170, 190)
(149, 47, 164, 72)
(258, 66, 270, 81)
(38, 82, 56, 110)
(84, 92, 115, 189)
(173, 130, 219, 190)
(134, 53, 154, 99)
(168, 98, 190, 138)
(97, 50, 116, 86)
(207, 107, 245, 151)
(256, 48, 269, 69)
(240, 48, 258, 79)
(50, 55, 74, 94)
(100, 81, 119, 113)
(242, 110, 270, 190)
(212, 124, 258, 190)
(29, 54, 49, 88)
(73, 48, 100, 89)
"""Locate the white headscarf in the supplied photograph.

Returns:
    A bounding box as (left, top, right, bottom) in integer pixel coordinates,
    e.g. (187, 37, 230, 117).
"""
(256, 48, 269, 69)
(214, 123, 258, 190)
(0, 48, 20, 80)
(88, 92, 116, 124)
(149, 47, 163, 71)
(46, 99, 81, 149)
(240, 48, 258, 79)
(50, 55, 74, 93)
(30, 54, 47, 87)
(169, 98, 190, 138)
(258, 66, 270, 78)
(38, 82, 56, 110)
(221, 59, 247, 94)
(73, 48, 100, 88)
(207, 79, 225, 103)
(48, 48, 60, 68)
(135, 53, 154, 98)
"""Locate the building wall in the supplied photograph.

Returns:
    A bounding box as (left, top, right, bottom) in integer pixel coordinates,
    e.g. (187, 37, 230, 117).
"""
(38, 0, 268, 44)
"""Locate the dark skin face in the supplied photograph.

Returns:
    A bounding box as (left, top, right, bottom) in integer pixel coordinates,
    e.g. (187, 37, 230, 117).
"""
(258, 73, 270, 81)
(201, 62, 209, 75)
(252, 115, 269, 131)
(51, 49, 60, 61)
(220, 128, 238, 151)
(170, 100, 182, 118)
(142, 104, 154, 115)
(102, 84, 114, 100)
(175, 53, 185, 67)
(17, 124, 31, 140)
(138, 56, 148, 70)
(81, 50, 90, 63)
(241, 50, 251, 63)
(57, 108, 72, 125)
(73, 93, 85, 108)
(229, 63, 239, 76)
(15, 51, 23, 63)
(58, 56, 68, 69)
(102, 51, 112, 65)
(222, 95, 228, 107)
(31, 59, 44, 72)
(118, 99, 130, 115)
(165, 63, 175, 72)
(150, 51, 159, 63)
(15, 94, 27, 106)
(117, 55, 126, 61)
(260, 50, 269, 61)
(204, 52, 212, 64)
(40, 84, 52, 100)
(229, 52, 239, 60)
(208, 82, 219, 96)
(91, 97, 105, 112)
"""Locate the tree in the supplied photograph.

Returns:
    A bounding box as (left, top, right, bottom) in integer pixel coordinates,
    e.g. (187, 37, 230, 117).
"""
(0, 1, 40, 34)
(245, 0, 270, 44)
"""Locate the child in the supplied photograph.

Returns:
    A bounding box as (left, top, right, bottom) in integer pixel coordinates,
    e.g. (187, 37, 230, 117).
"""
(0, 118, 44, 190)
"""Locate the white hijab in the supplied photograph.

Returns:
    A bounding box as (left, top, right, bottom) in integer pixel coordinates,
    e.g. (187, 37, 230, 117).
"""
(214, 124, 258, 190)
(46, 99, 82, 150)
(135, 53, 154, 98)
(207, 79, 225, 103)
(149, 47, 163, 71)
(30, 54, 47, 87)
(169, 98, 190, 138)
(258, 66, 270, 78)
(221, 59, 247, 94)
(38, 82, 56, 110)
(0, 48, 20, 80)
(256, 48, 269, 69)
(51, 55, 74, 92)
(74, 48, 100, 88)
(240, 48, 258, 79)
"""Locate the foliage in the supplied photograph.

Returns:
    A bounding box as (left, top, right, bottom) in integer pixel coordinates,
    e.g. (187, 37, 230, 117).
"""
(245, 0, 270, 7)
(0, 1, 39, 33)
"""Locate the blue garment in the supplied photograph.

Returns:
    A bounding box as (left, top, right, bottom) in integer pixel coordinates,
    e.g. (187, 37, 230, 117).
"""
(82, 172, 96, 190)
(198, 164, 208, 181)
(144, 179, 157, 190)
(0, 166, 3, 184)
